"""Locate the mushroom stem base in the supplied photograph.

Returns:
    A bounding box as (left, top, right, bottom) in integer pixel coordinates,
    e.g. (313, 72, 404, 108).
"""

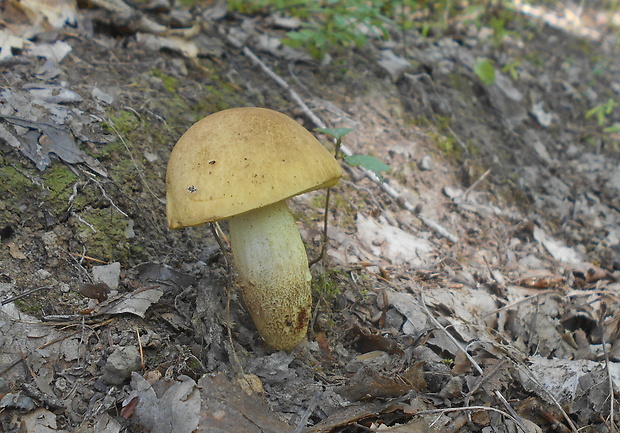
(228, 200, 311, 351)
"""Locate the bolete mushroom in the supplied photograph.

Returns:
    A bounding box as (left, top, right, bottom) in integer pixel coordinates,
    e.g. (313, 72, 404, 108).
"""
(166, 107, 342, 350)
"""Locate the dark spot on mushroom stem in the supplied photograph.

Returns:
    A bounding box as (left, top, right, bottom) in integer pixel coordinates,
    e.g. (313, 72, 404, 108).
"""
(187, 185, 197, 193)
(296, 308, 309, 331)
(209, 160, 216, 165)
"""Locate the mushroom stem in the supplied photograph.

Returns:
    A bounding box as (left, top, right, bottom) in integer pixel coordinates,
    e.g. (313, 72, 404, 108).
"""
(227, 200, 312, 350)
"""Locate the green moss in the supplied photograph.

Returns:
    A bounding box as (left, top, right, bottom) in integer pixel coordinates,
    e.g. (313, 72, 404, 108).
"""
(203, 83, 239, 112)
(0, 162, 36, 198)
(430, 129, 461, 159)
(42, 164, 78, 211)
(151, 69, 180, 94)
(466, 139, 479, 156)
(312, 269, 343, 303)
(185, 355, 203, 371)
(106, 110, 140, 134)
(308, 191, 358, 231)
(448, 73, 475, 98)
(130, 245, 145, 256)
(95, 139, 125, 160)
(13, 299, 43, 316)
(73, 207, 131, 262)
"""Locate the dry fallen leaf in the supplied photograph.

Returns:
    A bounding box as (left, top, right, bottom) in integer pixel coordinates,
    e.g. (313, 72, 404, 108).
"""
(126, 373, 201, 433)
(99, 286, 163, 318)
(0, 30, 30, 60)
(20, 408, 69, 433)
(7, 241, 26, 260)
(197, 373, 294, 433)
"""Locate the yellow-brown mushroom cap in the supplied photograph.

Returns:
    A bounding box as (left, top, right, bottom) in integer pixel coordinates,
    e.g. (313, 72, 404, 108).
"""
(166, 107, 342, 229)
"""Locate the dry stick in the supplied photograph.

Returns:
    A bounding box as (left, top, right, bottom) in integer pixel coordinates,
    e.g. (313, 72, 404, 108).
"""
(309, 137, 343, 266)
(210, 222, 244, 376)
(136, 325, 146, 371)
(413, 406, 526, 428)
(464, 359, 506, 407)
(599, 302, 616, 432)
(293, 391, 322, 433)
(420, 294, 527, 431)
(67, 251, 107, 264)
(1, 286, 52, 305)
(309, 186, 333, 267)
(241, 46, 459, 244)
(515, 364, 579, 433)
(464, 167, 492, 201)
(484, 289, 558, 318)
(485, 289, 581, 433)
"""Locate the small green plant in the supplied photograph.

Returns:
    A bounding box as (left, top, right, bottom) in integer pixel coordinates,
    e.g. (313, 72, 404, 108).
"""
(309, 127, 389, 266)
(486, 7, 518, 47)
(228, 0, 524, 60)
(229, 0, 389, 60)
(282, 0, 389, 60)
(474, 58, 496, 86)
(501, 60, 521, 80)
(316, 127, 390, 181)
(344, 154, 390, 181)
(586, 98, 618, 127)
(603, 124, 620, 133)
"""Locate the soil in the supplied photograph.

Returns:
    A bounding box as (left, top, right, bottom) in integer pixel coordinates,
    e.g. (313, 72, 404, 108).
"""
(1, 1, 620, 433)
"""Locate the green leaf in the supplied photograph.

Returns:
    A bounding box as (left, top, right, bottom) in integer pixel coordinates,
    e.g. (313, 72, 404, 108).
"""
(586, 105, 606, 126)
(474, 58, 496, 86)
(344, 155, 390, 181)
(315, 127, 354, 140)
(603, 124, 620, 133)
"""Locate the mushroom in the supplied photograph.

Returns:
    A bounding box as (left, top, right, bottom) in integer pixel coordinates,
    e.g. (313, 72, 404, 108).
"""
(166, 107, 342, 350)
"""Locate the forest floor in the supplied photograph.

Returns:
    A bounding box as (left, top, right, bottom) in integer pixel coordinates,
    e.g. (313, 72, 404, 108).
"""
(1, 1, 620, 432)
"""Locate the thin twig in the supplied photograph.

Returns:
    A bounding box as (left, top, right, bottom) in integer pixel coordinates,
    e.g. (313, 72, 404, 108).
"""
(515, 363, 579, 433)
(210, 223, 244, 376)
(484, 289, 558, 318)
(136, 325, 146, 371)
(310, 137, 343, 266)
(309, 187, 332, 267)
(106, 121, 165, 204)
(1, 286, 53, 306)
(599, 302, 616, 432)
(420, 294, 526, 429)
(413, 406, 528, 432)
(464, 167, 492, 201)
(67, 251, 107, 264)
(293, 391, 322, 433)
(464, 359, 506, 423)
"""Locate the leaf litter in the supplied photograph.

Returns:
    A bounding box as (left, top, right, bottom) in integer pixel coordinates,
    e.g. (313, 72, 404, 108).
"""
(1, 0, 620, 432)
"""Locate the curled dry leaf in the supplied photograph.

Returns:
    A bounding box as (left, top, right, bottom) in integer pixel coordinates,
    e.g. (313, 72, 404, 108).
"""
(126, 373, 201, 433)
